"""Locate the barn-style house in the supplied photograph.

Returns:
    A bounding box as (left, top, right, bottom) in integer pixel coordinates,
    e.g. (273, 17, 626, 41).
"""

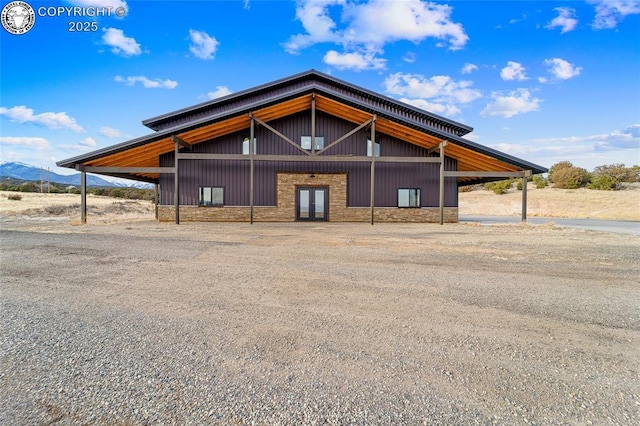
(58, 70, 547, 224)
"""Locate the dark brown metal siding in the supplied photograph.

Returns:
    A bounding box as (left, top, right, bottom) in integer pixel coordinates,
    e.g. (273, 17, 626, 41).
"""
(159, 111, 458, 208)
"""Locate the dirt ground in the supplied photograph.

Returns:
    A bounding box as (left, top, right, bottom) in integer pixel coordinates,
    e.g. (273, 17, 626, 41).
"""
(1, 210, 639, 424)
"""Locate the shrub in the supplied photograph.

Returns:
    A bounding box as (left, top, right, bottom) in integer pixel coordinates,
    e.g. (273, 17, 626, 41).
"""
(484, 179, 514, 195)
(7, 193, 22, 201)
(593, 163, 639, 183)
(587, 174, 619, 190)
(532, 175, 548, 188)
(548, 161, 589, 189)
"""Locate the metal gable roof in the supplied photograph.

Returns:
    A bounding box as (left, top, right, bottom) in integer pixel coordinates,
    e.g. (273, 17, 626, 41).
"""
(141, 69, 474, 137)
(57, 71, 547, 183)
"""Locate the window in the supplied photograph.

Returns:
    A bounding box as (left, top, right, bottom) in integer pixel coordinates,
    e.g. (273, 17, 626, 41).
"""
(301, 136, 324, 151)
(398, 188, 421, 208)
(367, 139, 380, 157)
(242, 138, 257, 155)
(199, 187, 224, 206)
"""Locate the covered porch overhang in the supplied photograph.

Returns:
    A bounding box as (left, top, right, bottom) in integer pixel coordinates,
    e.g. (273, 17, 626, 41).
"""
(58, 90, 546, 225)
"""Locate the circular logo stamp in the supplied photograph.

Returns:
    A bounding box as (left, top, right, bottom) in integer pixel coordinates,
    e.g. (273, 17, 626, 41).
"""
(1, 1, 35, 35)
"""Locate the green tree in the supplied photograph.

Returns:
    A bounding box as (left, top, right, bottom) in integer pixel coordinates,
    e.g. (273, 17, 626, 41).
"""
(548, 161, 589, 189)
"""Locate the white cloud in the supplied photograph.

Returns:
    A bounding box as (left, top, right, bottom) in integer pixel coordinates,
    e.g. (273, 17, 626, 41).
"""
(383, 72, 481, 117)
(399, 98, 461, 117)
(284, 0, 468, 69)
(80, 137, 97, 147)
(99, 126, 123, 138)
(500, 61, 528, 81)
(323, 49, 386, 70)
(0, 136, 50, 151)
(0, 106, 84, 132)
(207, 86, 233, 99)
(589, 0, 640, 29)
(538, 76, 548, 84)
(189, 29, 219, 60)
(114, 75, 178, 89)
(384, 72, 482, 104)
(481, 89, 541, 118)
(461, 63, 478, 74)
(102, 28, 141, 57)
(546, 7, 579, 33)
(544, 58, 582, 80)
(402, 52, 416, 64)
(489, 124, 640, 167)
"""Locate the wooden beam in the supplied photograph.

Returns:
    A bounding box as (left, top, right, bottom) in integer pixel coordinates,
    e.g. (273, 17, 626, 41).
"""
(177, 153, 441, 163)
(370, 116, 376, 225)
(250, 115, 255, 225)
(429, 140, 448, 154)
(439, 143, 445, 225)
(250, 114, 311, 156)
(311, 94, 316, 156)
(522, 170, 532, 223)
(155, 183, 159, 220)
(315, 117, 374, 156)
(174, 139, 180, 225)
(444, 171, 526, 178)
(172, 135, 191, 150)
(82, 166, 175, 174)
(81, 171, 87, 225)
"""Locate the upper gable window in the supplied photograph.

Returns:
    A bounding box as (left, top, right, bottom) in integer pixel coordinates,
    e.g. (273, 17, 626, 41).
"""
(242, 137, 257, 155)
(301, 136, 324, 151)
(367, 139, 380, 157)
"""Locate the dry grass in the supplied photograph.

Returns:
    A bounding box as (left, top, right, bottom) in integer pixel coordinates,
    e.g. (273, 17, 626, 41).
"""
(0, 192, 154, 224)
(1, 184, 639, 222)
(459, 183, 640, 220)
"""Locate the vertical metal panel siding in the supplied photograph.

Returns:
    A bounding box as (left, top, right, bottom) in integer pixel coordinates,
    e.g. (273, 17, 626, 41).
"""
(159, 111, 458, 208)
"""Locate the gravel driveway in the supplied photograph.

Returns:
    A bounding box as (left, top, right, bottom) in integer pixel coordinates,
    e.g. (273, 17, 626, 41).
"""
(1, 221, 639, 425)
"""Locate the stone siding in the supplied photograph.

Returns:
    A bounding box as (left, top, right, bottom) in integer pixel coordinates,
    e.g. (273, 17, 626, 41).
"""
(158, 172, 458, 223)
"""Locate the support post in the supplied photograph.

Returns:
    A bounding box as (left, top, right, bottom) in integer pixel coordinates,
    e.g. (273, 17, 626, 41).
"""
(311, 94, 316, 155)
(439, 142, 447, 225)
(370, 116, 376, 225)
(174, 139, 180, 225)
(522, 170, 531, 223)
(80, 170, 87, 224)
(154, 183, 159, 220)
(249, 115, 255, 224)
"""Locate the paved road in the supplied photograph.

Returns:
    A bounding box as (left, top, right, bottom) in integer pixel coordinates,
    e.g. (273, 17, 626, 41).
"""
(459, 215, 640, 236)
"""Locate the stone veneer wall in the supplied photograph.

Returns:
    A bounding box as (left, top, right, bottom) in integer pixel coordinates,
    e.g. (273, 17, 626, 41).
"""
(158, 172, 458, 223)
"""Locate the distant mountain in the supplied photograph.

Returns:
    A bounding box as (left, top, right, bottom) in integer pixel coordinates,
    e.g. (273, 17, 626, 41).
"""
(0, 162, 151, 188)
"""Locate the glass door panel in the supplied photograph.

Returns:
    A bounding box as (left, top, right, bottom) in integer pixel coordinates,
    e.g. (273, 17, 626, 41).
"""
(297, 187, 328, 221)
(314, 189, 325, 219)
(299, 189, 310, 219)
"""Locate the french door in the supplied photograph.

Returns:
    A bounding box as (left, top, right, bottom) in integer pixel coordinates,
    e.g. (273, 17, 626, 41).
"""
(296, 187, 328, 221)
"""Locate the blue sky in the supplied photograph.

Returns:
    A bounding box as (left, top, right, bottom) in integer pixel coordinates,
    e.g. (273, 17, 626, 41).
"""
(1, 0, 639, 179)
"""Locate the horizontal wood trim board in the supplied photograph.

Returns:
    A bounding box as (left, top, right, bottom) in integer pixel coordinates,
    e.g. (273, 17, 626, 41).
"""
(177, 153, 442, 163)
(444, 171, 526, 178)
(82, 167, 176, 173)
